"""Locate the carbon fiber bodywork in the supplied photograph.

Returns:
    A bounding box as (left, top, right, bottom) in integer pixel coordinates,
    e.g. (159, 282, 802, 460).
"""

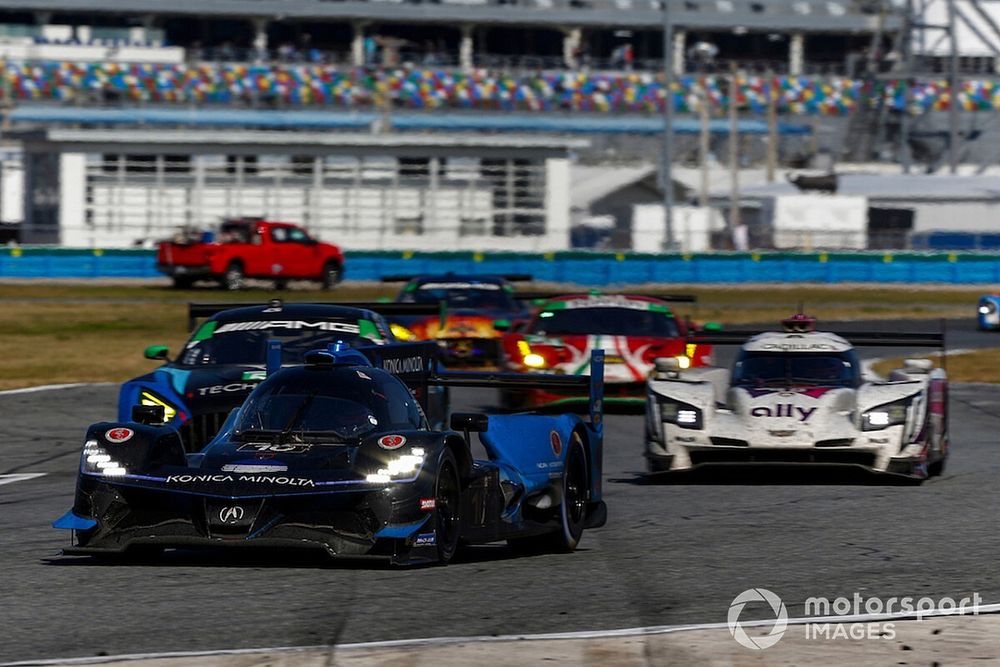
(57, 349, 608, 565)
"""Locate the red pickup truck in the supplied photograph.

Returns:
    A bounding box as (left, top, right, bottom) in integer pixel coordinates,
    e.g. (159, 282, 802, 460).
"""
(156, 219, 344, 290)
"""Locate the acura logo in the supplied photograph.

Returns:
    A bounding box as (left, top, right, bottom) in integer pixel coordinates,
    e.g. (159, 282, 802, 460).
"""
(218, 506, 245, 524)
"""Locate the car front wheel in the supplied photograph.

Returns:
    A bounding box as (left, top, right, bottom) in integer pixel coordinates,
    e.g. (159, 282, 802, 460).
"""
(434, 449, 461, 564)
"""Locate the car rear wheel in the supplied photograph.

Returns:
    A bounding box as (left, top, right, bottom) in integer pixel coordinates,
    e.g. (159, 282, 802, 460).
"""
(321, 261, 342, 290)
(171, 276, 194, 289)
(223, 262, 244, 291)
(434, 449, 461, 564)
(553, 434, 588, 551)
(928, 445, 948, 477)
(508, 433, 588, 554)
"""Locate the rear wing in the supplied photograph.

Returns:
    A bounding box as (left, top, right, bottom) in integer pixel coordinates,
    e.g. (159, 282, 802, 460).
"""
(382, 274, 534, 283)
(359, 343, 605, 432)
(187, 300, 441, 330)
(689, 330, 946, 348)
(514, 291, 697, 304)
(428, 350, 606, 432)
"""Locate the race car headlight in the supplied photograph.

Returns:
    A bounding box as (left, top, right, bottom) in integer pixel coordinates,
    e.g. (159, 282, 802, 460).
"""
(517, 340, 547, 369)
(139, 390, 177, 422)
(523, 353, 547, 369)
(366, 447, 425, 483)
(81, 439, 128, 477)
(861, 399, 910, 431)
(675, 355, 691, 370)
(659, 399, 703, 430)
(390, 323, 416, 341)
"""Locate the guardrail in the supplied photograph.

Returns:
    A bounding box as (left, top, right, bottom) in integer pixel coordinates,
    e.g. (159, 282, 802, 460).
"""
(3, 247, 1000, 284)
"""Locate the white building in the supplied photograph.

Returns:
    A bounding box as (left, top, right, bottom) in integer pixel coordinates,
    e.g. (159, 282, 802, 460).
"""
(13, 128, 585, 251)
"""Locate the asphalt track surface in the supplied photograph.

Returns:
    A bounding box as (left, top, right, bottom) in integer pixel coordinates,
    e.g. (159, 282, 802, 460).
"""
(3, 318, 1000, 664)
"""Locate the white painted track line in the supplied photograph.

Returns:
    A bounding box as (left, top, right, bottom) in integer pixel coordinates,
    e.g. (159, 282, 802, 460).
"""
(0, 383, 114, 397)
(0, 473, 47, 487)
(4, 603, 1000, 667)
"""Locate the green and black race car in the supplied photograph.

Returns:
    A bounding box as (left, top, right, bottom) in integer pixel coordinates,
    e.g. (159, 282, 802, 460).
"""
(118, 300, 444, 451)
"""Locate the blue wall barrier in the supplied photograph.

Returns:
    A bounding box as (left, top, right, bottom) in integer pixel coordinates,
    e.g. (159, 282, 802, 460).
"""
(10, 107, 812, 136)
(1, 248, 999, 285)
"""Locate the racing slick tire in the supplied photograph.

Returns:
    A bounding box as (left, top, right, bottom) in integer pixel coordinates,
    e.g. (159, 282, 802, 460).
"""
(928, 455, 947, 477)
(223, 262, 245, 291)
(508, 433, 587, 554)
(646, 453, 673, 474)
(552, 433, 588, 551)
(434, 448, 462, 564)
(321, 261, 342, 290)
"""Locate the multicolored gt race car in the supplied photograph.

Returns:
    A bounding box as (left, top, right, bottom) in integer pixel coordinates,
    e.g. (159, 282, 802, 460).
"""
(645, 314, 949, 480)
(499, 292, 714, 409)
(54, 342, 607, 565)
(385, 273, 532, 367)
(119, 299, 442, 451)
(977, 294, 1000, 330)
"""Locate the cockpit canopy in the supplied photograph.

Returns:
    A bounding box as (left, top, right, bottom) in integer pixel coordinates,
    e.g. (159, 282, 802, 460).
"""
(232, 365, 426, 442)
(732, 350, 861, 388)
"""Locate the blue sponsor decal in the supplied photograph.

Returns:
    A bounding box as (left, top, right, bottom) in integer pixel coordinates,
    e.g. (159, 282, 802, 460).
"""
(415, 531, 436, 546)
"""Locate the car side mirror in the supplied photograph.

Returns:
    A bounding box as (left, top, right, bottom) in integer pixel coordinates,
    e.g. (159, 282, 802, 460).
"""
(144, 345, 169, 361)
(132, 404, 165, 424)
(450, 412, 490, 433)
(654, 357, 682, 380)
(903, 358, 934, 374)
(493, 319, 511, 332)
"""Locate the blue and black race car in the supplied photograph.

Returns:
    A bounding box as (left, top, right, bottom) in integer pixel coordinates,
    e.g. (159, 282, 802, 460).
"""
(54, 343, 607, 565)
(977, 294, 1000, 330)
(384, 273, 533, 367)
(120, 299, 441, 451)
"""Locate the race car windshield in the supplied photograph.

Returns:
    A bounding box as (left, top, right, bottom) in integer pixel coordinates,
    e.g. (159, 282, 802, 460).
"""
(178, 323, 373, 366)
(400, 284, 515, 310)
(529, 307, 680, 337)
(232, 369, 422, 441)
(732, 352, 859, 387)
(235, 385, 376, 441)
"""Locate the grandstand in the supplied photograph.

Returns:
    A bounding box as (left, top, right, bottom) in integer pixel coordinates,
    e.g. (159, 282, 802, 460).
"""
(2, 0, 890, 74)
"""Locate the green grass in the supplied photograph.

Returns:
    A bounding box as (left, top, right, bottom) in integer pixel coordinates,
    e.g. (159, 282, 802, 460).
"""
(0, 282, 984, 389)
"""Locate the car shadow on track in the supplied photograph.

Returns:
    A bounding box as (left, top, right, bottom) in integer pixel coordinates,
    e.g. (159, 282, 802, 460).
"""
(39, 543, 580, 570)
(613, 465, 925, 486)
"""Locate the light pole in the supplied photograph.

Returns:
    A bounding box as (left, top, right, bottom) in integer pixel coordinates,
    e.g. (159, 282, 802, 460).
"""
(661, 0, 677, 250)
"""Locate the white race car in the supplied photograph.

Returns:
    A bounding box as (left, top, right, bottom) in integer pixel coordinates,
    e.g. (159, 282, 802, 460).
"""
(644, 315, 949, 480)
